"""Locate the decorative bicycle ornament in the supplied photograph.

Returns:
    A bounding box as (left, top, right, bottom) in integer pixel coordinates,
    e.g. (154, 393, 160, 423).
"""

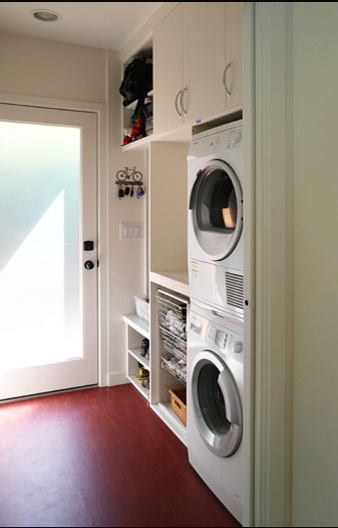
(115, 167, 145, 199)
(116, 166, 143, 183)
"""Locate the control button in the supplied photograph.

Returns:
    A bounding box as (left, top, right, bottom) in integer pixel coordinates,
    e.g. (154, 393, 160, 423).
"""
(215, 330, 227, 349)
(234, 341, 243, 354)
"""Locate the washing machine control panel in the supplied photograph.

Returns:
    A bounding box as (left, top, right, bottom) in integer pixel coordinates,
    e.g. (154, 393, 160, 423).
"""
(188, 309, 244, 360)
(206, 323, 243, 358)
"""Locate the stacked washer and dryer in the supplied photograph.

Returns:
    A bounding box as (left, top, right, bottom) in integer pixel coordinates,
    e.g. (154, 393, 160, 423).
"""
(186, 120, 244, 524)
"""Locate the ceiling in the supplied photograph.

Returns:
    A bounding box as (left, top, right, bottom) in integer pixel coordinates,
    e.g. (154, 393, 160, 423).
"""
(0, 2, 164, 50)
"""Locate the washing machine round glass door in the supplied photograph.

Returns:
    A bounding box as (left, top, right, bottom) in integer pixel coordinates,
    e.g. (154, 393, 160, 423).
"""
(189, 160, 243, 261)
(191, 350, 243, 457)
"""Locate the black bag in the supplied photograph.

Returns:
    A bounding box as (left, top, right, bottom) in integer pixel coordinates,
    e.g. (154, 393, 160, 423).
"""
(119, 58, 152, 107)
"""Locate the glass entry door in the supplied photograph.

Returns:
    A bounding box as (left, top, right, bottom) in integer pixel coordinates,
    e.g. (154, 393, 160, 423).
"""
(0, 104, 98, 400)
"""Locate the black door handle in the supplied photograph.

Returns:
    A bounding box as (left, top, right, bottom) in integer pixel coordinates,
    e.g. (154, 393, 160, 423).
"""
(84, 260, 95, 270)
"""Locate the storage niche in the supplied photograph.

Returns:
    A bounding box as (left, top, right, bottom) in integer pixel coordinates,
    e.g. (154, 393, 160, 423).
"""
(149, 141, 189, 274)
(120, 41, 154, 146)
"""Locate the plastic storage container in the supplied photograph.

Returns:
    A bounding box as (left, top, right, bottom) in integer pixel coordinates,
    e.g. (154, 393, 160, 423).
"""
(133, 295, 150, 322)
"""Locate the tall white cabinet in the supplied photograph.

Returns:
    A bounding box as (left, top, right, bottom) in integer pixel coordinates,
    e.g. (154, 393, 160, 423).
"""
(121, 2, 244, 445)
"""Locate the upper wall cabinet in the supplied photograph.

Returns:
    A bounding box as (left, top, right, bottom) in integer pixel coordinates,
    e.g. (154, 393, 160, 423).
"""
(224, 1, 243, 109)
(153, 3, 184, 135)
(153, 2, 243, 136)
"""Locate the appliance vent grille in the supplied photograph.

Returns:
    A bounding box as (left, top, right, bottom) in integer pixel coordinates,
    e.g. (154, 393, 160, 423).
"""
(225, 272, 244, 310)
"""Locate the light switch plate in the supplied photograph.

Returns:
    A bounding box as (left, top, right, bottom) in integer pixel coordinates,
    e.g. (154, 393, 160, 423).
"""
(119, 223, 143, 240)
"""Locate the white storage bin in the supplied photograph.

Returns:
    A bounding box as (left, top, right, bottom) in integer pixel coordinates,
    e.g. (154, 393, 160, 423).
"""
(133, 295, 150, 322)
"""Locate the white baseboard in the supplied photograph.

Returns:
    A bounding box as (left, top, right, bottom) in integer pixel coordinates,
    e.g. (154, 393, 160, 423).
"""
(107, 371, 129, 387)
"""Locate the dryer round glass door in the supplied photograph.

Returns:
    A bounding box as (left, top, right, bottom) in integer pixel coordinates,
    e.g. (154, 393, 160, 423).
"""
(191, 350, 243, 457)
(189, 160, 243, 261)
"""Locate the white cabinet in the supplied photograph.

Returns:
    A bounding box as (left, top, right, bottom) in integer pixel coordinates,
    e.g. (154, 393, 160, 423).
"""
(224, 2, 244, 109)
(153, 3, 184, 135)
(153, 2, 243, 135)
(182, 2, 227, 124)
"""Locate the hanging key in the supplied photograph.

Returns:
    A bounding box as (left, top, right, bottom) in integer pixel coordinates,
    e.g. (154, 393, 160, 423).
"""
(118, 185, 124, 199)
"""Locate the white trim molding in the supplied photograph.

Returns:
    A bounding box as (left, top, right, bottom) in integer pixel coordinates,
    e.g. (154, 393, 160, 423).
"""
(251, 3, 294, 526)
(243, 2, 256, 526)
(108, 372, 129, 387)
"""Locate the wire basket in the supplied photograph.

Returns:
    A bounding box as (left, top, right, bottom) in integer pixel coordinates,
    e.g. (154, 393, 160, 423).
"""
(157, 292, 187, 336)
(161, 356, 187, 384)
(160, 327, 187, 361)
(156, 290, 188, 383)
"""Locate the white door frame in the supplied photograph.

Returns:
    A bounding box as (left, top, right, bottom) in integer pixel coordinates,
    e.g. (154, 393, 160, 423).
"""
(243, 2, 294, 526)
(0, 91, 108, 389)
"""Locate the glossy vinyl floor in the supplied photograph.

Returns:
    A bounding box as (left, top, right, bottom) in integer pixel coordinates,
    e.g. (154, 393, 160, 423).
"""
(0, 385, 241, 528)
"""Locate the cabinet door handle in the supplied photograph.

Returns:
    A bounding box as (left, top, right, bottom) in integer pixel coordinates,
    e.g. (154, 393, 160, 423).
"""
(180, 87, 188, 115)
(223, 62, 232, 98)
(175, 90, 183, 118)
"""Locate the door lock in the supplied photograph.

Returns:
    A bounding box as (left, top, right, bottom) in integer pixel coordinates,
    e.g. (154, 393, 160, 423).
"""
(83, 241, 94, 251)
(84, 260, 95, 270)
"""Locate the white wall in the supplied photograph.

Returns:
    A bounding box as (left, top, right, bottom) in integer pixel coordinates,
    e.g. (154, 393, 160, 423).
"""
(0, 32, 107, 103)
(292, 3, 338, 526)
(107, 50, 147, 384)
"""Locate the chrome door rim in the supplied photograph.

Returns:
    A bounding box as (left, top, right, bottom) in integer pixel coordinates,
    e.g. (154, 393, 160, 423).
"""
(191, 159, 243, 262)
(191, 350, 243, 457)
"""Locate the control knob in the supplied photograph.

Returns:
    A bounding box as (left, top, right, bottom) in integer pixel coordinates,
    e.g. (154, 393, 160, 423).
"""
(234, 341, 243, 354)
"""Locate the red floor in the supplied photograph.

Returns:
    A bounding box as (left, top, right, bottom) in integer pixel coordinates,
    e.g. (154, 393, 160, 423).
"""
(0, 385, 241, 528)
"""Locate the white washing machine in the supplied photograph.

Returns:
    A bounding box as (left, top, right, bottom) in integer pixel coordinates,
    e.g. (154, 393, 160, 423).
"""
(188, 120, 244, 317)
(187, 300, 244, 524)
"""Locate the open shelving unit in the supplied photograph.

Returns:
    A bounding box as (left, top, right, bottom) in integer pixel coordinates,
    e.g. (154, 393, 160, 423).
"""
(120, 35, 153, 150)
(123, 314, 150, 402)
(121, 109, 191, 445)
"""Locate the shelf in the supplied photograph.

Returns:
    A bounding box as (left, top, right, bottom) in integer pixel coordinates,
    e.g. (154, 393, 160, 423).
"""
(151, 402, 187, 446)
(121, 134, 153, 152)
(150, 270, 190, 298)
(121, 124, 192, 152)
(127, 375, 150, 401)
(120, 107, 244, 153)
(122, 314, 150, 339)
(128, 347, 150, 370)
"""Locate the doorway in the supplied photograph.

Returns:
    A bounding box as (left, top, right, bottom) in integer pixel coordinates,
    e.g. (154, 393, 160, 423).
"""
(0, 104, 98, 400)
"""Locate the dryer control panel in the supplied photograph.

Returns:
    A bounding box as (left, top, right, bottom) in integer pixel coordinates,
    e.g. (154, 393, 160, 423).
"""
(189, 124, 243, 159)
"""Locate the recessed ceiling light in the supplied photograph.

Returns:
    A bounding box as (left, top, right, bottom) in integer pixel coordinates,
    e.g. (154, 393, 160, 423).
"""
(31, 9, 62, 22)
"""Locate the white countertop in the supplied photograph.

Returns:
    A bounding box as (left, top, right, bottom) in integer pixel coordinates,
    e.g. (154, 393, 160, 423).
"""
(150, 270, 190, 298)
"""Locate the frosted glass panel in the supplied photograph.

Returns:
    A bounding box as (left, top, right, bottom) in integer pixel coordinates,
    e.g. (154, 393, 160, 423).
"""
(0, 122, 81, 370)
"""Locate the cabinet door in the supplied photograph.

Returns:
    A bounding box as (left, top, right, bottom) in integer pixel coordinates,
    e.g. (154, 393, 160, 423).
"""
(224, 2, 244, 108)
(153, 4, 184, 135)
(182, 2, 226, 124)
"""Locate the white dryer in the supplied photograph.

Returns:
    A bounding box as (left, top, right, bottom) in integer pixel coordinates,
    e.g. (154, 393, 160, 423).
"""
(188, 120, 244, 317)
(187, 300, 244, 524)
